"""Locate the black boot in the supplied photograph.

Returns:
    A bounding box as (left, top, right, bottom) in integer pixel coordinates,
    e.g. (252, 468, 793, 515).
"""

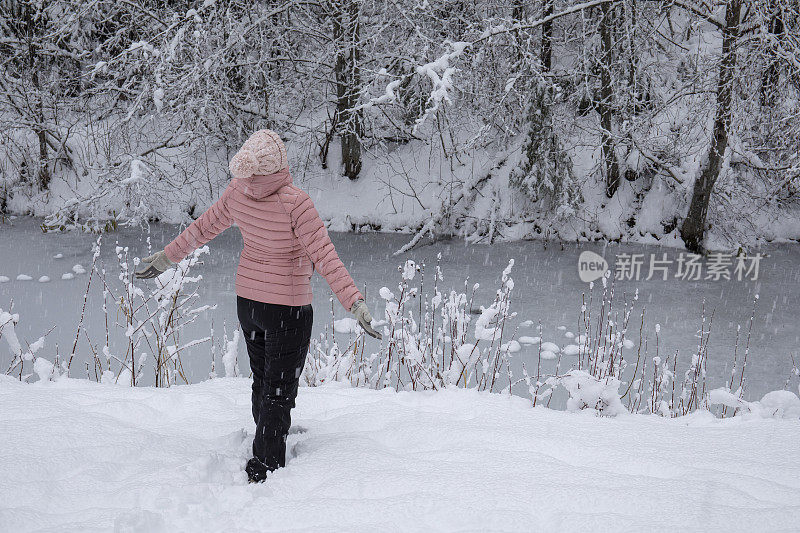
(245, 457, 271, 483)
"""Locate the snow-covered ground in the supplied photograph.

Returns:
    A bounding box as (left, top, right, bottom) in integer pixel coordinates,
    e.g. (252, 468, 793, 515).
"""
(0, 377, 798, 532)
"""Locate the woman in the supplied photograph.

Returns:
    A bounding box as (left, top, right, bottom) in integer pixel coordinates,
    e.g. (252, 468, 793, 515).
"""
(135, 129, 380, 483)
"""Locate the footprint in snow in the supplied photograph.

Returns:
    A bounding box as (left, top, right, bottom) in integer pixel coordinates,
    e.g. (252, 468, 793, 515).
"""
(190, 451, 248, 485)
(288, 440, 308, 461)
(186, 429, 252, 485)
(289, 442, 301, 459)
(286, 426, 311, 463)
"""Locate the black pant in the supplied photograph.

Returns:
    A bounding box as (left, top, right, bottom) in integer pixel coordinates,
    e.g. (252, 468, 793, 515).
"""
(237, 296, 313, 471)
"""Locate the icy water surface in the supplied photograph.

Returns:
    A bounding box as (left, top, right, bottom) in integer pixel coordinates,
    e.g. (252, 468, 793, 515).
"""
(1, 217, 798, 404)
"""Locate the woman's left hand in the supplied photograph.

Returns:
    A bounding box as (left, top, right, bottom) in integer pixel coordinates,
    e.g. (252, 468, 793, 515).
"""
(135, 250, 175, 279)
(351, 300, 382, 340)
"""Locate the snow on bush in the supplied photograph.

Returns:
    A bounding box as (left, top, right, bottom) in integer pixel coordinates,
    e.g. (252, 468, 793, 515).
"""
(560, 370, 626, 417)
(300, 259, 795, 420)
(103, 244, 215, 386)
(222, 328, 241, 378)
(1, 307, 52, 381)
(303, 256, 516, 392)
(4, 245, 795, 421)
(2, 238, 215, 386)
(709, 388, 800, 419)
(304, 258, 632, 417)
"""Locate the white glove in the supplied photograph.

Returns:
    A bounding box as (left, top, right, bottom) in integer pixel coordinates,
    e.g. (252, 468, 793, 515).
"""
(135, 250, 175, 279)
(351, 299, 381, 339)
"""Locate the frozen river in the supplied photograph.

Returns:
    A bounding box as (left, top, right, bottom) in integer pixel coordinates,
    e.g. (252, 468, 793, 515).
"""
(1, 217, 798, 404)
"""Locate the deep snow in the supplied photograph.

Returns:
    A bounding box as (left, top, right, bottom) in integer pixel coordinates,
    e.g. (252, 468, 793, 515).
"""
(1, 377, 798, 532)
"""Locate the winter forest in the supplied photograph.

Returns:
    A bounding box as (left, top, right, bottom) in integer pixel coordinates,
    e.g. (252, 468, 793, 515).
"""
(1, 0, 800, 531)
(1, 0, 799, 247)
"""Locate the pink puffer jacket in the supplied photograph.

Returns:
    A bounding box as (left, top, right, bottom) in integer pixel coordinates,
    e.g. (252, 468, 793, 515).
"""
(164, 169, 363, 311)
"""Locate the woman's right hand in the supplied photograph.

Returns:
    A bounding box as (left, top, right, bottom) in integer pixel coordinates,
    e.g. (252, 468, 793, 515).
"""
(135, 250, 175, 279)
(351, 300, 382, 340)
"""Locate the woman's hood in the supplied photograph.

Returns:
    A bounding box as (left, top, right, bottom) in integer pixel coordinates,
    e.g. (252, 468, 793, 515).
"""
(231, 168, 292, 200)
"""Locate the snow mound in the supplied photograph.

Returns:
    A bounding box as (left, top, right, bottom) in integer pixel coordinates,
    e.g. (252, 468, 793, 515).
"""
(1, 380, 799, 531)
(758, 390, 800, 419)
(72, 264, 86, 275)
(540, 341, 560, 353)
(500, 340, 521, 353)
(15, 274, 32, 281)
(61, 272, 74, 280)
(709, 388, 800, 419)
(519, 336, 540, 345)
(38, 276, 50, 283)
(0, 276, 8, 283)
(562, 344, 581, 356)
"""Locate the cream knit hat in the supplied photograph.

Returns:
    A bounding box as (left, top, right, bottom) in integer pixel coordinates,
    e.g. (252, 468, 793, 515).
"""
(229, 129, 288, 179)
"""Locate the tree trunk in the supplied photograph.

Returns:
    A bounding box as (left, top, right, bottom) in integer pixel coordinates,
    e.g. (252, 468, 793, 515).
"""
(599, 1, 620, 197)
(625, 0, 637, 102)
(330, 0, 363, 180)
(680, 0, 742, 253)
(541, 0, 554, 71)
(512, 1, 524, 22)
(511, 1, 527, 65)
(760, 0, 784, 106)
(28, 41, 49, 190)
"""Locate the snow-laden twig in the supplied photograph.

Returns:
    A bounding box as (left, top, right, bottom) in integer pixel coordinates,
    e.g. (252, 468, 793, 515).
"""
(1, 306, 53, 381)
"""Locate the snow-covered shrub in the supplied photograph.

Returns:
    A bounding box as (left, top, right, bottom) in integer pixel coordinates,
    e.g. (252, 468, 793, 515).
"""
(647, 350, 677, 417)
(221, 327, 241, 378)
(709, 388, 800, 419)
(538, 272, 645, 415)
(301, 254, 787, 420)
(303, 256, 517, 393)
(95, 244, 215, 386)
(2, 240, 215, 386)
(305, 256, 741, 419)
(1, 306, 54, 382)
(559, 370, 626, 417)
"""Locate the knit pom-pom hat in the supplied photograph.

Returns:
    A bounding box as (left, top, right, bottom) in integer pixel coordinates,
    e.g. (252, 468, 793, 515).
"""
(229, 129, 288, 179)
